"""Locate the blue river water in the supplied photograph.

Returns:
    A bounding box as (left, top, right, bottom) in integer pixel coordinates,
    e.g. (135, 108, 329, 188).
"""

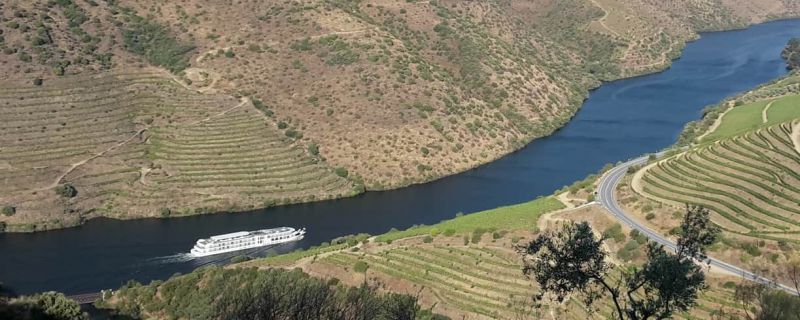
(2, 19, 799, 296)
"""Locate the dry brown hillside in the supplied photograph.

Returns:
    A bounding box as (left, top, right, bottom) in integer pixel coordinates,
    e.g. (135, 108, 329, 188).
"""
(120, 0, 799, 189)
(0, 0, 798, 231)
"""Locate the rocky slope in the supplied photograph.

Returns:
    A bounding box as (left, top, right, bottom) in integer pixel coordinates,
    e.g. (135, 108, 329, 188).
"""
(0, 0, 798, 230)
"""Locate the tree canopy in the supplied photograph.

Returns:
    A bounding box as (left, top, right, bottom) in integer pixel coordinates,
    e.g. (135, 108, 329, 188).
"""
(102, 266, 445, 320)
(782, 38, 800, 70)
(0, 290, 88, 320)
(519, 205, 720, 320)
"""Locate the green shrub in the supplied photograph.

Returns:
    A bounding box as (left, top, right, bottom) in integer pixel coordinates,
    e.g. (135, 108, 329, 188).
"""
(443, 228, 456, 236)
(334, 167, 349, 178)
(353, 261, 368, 273)
(325, 50, 358, 65)
(230, 255, 251, 264)
(2, 206, 16, 216)
(290, 38, 312, 51)
(308, 143, 319, 156)
(55, 184, 77, 198)
(630, 229, 648, 244)
(327, 277, 340, 286)
(284, 129, 301, 139)
(159, 208, 171, 217)
(741, 242, 762, 257)
(277, 121, 288, 129)
(33, 78, 43, 86)
(5, 291, 88, 320)
(423, 235, 433, 243)
(224, 49, 235, 58)
(645, 212, 656, 220)
(603, 223, 625, 243)
(471, 228, 487, 244)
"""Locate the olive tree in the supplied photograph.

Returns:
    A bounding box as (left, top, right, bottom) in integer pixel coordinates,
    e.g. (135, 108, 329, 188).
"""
(519, 205, 720, 320)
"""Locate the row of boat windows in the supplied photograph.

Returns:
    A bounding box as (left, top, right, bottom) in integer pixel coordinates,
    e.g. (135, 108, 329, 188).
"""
(205, 235, 293, 251)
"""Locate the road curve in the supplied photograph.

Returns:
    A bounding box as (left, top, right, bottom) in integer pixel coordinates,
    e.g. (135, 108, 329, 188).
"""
(596, 154, 798, 295)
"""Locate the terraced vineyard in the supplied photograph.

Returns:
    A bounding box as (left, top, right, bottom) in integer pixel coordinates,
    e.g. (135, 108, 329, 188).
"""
(316, 242, 738, 319)
(0, 71, 354, 232)
(640, 120, 800, 241)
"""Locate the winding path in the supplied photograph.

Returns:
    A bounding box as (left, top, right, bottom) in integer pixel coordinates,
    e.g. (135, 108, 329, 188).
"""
(762, 100, 775, 123)
(35, 129, 147, 191)
(696, 101, 733, 142)
(597, 154, 798, 294)
(588, 0, 621, 38)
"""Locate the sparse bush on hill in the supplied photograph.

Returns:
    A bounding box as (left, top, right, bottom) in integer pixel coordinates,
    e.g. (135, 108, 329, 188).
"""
(308, 142, 320, 156)
(353, 260, 368, 273)
(54, 184, 77, 198)
(230, 255, 251, 264)
(1, 206, 15, 216)
(121, 15, 194, 72)
(334, 167, 349, 178)
(284, 129, 302, 139)
(101, 267, 427, 319)
(0, 291, 88, 320)
(602, 223, 625, 243)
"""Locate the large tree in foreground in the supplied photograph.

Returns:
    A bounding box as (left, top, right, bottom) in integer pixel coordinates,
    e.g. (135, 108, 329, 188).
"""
(519, 205, 720, 320)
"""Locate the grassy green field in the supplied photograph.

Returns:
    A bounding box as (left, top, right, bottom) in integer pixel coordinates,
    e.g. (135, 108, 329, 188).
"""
(374, 196, 565, 242)
(703, 94, 800, 141)
(767, 94, 800, 122)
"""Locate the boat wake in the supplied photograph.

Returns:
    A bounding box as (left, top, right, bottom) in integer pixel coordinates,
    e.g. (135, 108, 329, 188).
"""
(142, 253, 195, 265)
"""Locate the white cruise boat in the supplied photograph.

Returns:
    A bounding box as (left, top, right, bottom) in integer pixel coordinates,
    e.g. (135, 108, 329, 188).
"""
(190, 227, 305, 257)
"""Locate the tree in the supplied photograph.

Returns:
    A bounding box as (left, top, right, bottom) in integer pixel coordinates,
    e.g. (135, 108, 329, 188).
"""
(782, 38, 800, 70)
(734, 283, 800, 320)
(787, 257, 800, 294)
(0, 291, 88, 320)
(519, 205, 720, 320)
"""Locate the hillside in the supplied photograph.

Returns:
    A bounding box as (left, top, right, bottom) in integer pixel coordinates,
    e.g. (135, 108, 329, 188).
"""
(0, 71, 355, 232)
(615, 71, 800, 286)
(1, 0, 800, 230)
(134, 0, 800, 189)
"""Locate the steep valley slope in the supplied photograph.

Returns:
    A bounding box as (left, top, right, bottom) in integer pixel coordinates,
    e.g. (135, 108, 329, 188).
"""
(0, 0, 799, 230)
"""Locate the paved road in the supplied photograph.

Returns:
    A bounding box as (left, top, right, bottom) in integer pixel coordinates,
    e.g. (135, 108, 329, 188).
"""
(597, 154, 799, 295)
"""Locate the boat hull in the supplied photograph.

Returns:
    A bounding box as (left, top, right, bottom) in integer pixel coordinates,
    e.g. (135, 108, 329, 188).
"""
(190, 228, 305, 257)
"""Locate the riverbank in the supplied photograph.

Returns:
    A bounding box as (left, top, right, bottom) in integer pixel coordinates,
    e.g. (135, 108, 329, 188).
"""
(0, 15, 789, 235)
(2, 17, 799, 296)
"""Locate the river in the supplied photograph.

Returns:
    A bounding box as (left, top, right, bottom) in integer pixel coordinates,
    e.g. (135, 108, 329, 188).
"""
(2, 18, 799, 296)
